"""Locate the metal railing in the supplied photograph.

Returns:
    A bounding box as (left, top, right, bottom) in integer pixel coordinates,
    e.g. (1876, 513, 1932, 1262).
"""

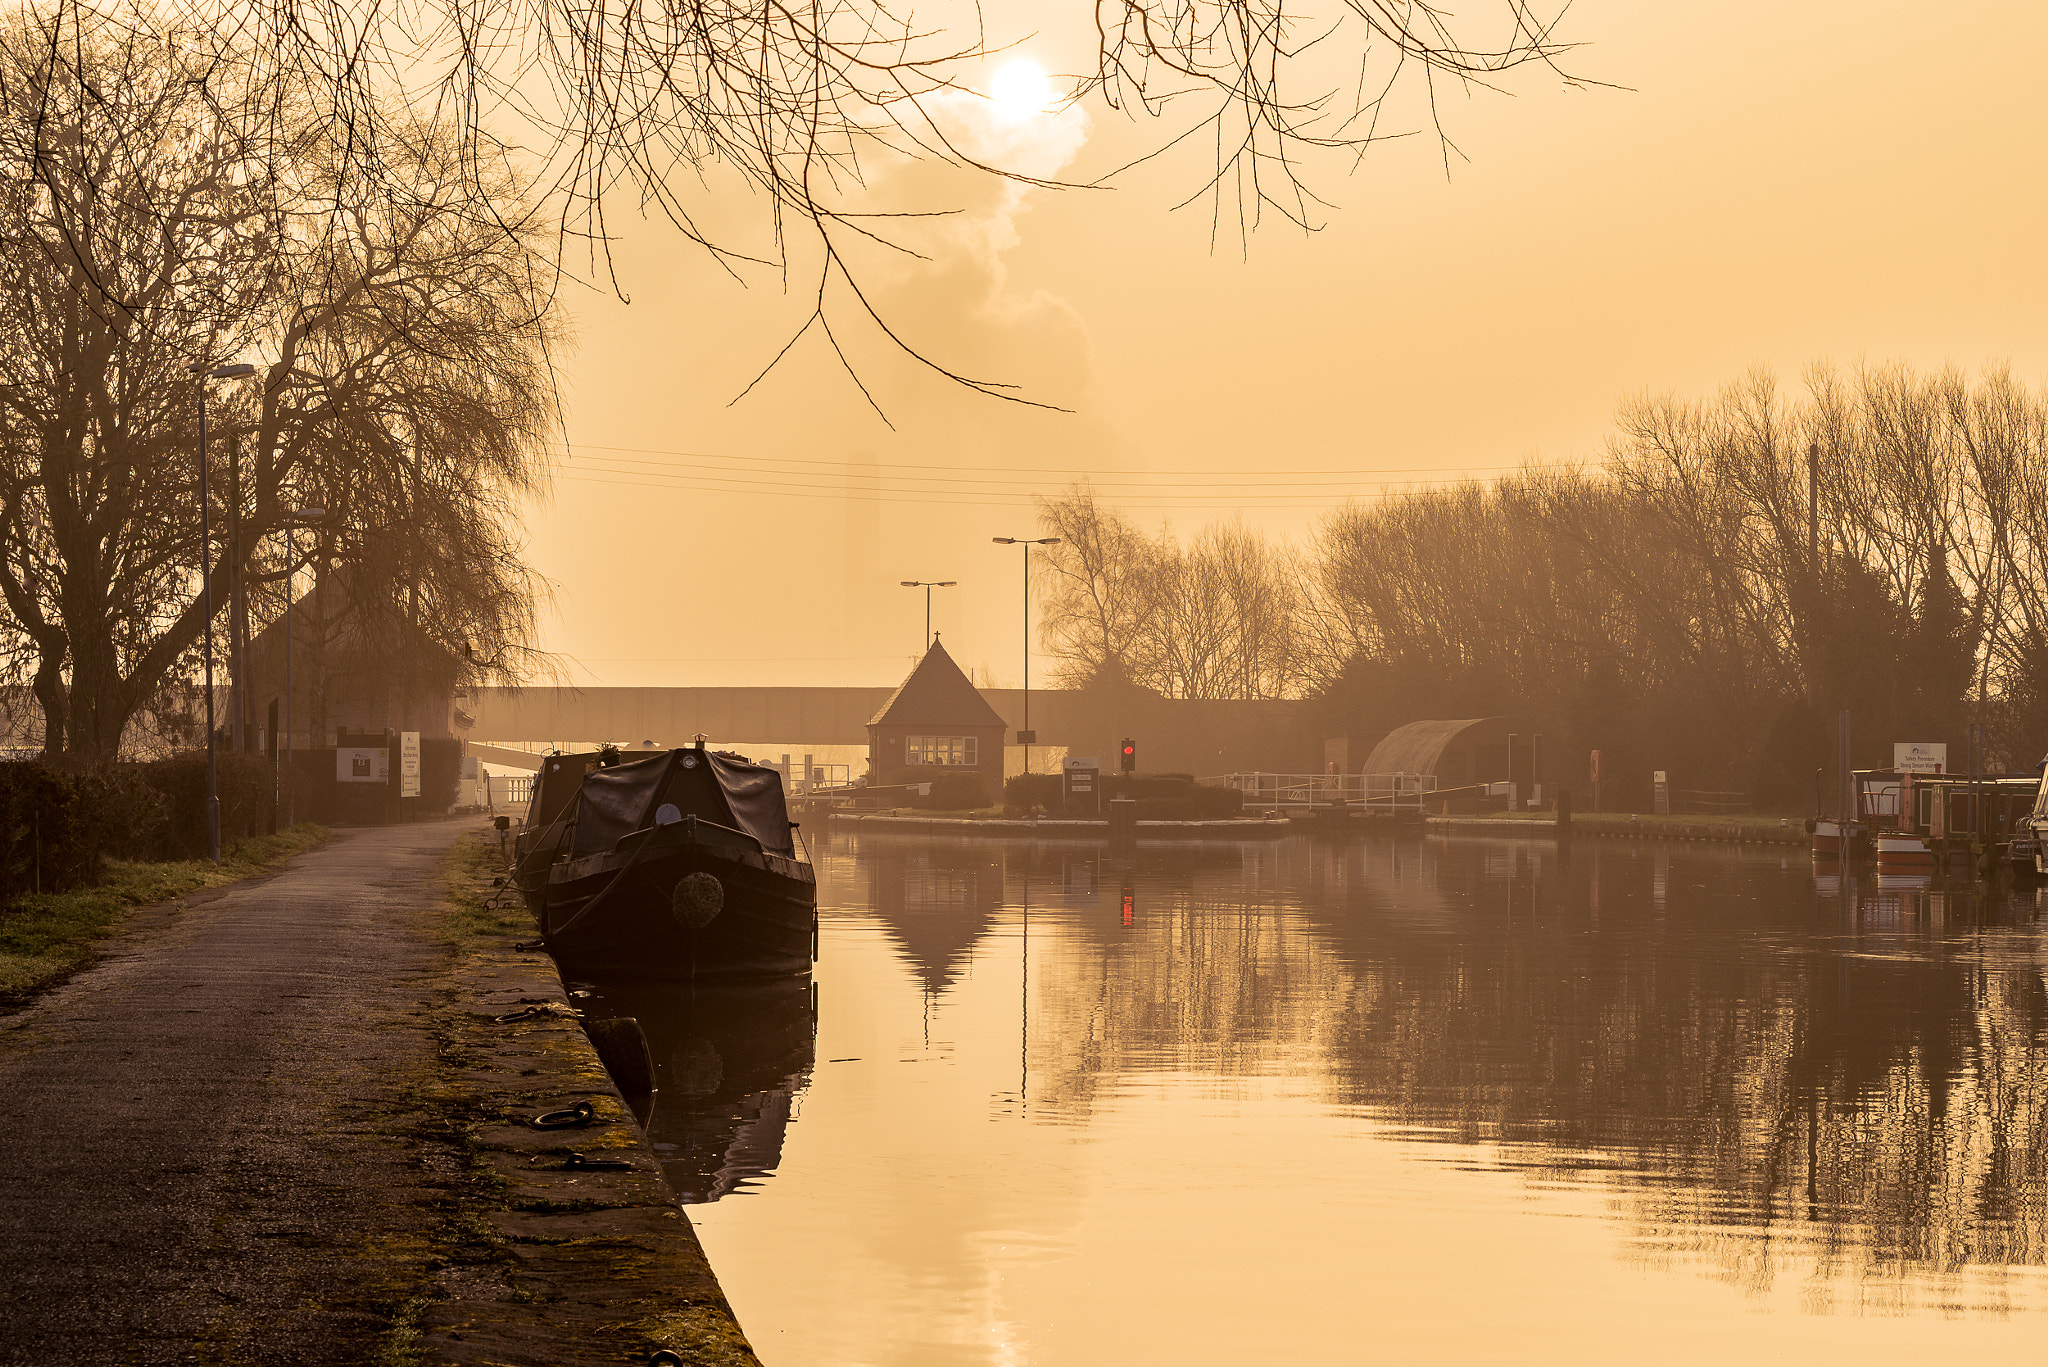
(765, 759, 854, 794)
(1205, 772, 1438, 812)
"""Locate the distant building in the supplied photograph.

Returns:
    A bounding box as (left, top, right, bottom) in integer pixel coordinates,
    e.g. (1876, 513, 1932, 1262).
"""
(866, 637, 1007, 796)
(1363, 717, 1513, 789)
(243, 570, 464, 751)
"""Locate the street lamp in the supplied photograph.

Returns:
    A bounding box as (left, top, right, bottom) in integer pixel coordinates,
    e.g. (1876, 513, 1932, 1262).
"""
(991, 537, 1059, 786)
(898, 580, 957, 650)
(188, 360, 256, 865)
(282, 506, 326, 830)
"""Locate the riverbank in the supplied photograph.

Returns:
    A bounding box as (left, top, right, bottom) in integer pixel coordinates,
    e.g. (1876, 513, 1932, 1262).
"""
(830, 811, 1291, 838)
(416, 827, 758, 1365)
(0, 824, 333, 1009)
(0, 819, 758, 1366)
(1424, 812, 1808, 845)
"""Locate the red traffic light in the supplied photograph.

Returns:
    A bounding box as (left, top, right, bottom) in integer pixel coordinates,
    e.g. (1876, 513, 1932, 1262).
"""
(1120, 738, 1135, 772)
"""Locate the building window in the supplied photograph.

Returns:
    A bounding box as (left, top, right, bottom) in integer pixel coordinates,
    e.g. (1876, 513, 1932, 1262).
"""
(907, 735, 979, 767)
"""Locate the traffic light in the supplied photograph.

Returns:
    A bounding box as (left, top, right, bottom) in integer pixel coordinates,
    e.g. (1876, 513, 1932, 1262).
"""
(1120, 738, 1136, 773)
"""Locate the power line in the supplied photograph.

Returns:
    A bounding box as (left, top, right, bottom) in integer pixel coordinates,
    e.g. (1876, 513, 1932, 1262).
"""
(569, 453, 1498, 491)
(552, 467, 1494, 509)
(549, 470, 1480, 509)
(547, 440, 1528, 482)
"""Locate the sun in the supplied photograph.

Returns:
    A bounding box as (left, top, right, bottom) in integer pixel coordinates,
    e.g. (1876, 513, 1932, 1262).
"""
(986, 58, 1057, 123)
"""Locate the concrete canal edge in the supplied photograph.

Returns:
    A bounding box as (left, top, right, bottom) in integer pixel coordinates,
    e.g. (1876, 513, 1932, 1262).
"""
(829, 812, 1291, 837)
(1425, 815, 1808, 846)
(409, 823, 761, 1367)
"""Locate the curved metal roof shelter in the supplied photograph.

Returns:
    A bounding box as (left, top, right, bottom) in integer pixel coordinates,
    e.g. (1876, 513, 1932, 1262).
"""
(1363, 717, 1508, 776)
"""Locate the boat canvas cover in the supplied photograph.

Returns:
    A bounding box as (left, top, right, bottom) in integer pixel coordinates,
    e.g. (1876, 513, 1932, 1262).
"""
(571, 750, 796, 858)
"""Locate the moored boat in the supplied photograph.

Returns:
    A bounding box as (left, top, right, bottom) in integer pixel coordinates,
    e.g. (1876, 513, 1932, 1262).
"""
(534, 742, 818, 979)
(1873, 831, 1935, 870)
(1810, 817, 1860, 859)
(1832, 766, 2040, 874)
(511, 749, 606, 912)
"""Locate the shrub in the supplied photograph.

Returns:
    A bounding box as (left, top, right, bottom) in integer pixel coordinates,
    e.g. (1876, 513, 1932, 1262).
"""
(132, 752, 278, 860)
(926, 774, 992, 810)
(1002, 773, 1062, 813)
(0, 763, 100, 902)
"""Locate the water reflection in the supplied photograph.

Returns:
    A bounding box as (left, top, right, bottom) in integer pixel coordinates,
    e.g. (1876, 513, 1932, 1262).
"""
(1275, 836, 2048, 1296)
(861, 843, 1004, 994)
(580, 976, 817, 1201)
(684, 830, 2048, 1363)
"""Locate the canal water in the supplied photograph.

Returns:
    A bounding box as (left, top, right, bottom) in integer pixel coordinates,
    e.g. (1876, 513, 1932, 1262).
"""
(582, 829, 2048, 1365)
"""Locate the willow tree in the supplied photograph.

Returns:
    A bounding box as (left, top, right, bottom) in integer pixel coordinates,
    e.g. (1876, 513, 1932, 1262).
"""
(0, 10, 558, 762)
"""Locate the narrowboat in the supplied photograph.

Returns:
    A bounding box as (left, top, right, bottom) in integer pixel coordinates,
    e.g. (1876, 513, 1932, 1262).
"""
(516, 741, 818, 979)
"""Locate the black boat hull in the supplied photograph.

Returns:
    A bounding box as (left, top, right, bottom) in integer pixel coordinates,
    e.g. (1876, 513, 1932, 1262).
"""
(542, 821, 817, 979)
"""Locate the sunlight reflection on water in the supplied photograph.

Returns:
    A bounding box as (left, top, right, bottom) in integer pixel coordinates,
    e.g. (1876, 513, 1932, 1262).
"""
(640, 830, 2048, 1364)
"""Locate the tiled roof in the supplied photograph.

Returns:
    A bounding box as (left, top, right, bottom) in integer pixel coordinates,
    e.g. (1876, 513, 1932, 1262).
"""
(867, 638, 1007, 728)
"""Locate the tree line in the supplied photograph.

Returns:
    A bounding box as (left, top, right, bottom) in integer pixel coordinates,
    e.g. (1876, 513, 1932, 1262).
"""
(0, 8, 558, 765)
(1037, 362, 2048, 803)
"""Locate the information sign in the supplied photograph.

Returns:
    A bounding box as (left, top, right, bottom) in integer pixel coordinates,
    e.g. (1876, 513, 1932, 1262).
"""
(337, 746, 389, 784)
(400, 731, 422, 798)
(1893, 742, 1947, 774)
(1063, 755, 1101, 812)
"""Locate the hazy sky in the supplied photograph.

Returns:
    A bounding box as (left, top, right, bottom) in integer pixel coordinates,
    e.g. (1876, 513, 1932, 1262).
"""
(523, 1, 2048, 692)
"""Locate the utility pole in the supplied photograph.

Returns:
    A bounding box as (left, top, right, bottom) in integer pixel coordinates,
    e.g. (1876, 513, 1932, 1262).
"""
(992, 538, 1060, 783)
(227, 434, 247, 755)
(189, 360, 255, 864)
(899, 580, 957, 650)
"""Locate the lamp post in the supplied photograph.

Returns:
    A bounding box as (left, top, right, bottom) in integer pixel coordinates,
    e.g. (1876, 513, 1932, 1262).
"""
(282, 506, 326, 829)
(898, 580, 957, 650)
(991, 537, 1060, 785)
(188, 360, 256, 865)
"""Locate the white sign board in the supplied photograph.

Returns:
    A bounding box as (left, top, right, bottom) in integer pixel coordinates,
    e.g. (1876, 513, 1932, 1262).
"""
(337, 746, 389, 784)
(1894, 742, 1947, 774)
(400, 731, 422, 798)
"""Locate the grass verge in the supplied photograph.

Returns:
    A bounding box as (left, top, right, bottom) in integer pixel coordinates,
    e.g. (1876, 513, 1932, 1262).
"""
(433, 825, 531, 946)
(0, 824, 333, 1004)
(1566, 811, 1801, 829)
(1429, 809, 1800, 827)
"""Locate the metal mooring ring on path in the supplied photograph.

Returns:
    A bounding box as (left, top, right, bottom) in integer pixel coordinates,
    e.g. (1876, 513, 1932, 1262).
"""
(561, 1152, 633, 1171)
(649, 1351, 686, 1366)
(531, 1100, 596, 1130)
(494, 1005, 548, 1024)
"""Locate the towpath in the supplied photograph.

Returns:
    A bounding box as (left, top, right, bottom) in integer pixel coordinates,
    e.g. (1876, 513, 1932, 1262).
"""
(0, 820, 755, 1367)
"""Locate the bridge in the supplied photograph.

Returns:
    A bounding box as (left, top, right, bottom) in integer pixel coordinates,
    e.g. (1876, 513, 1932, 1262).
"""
(463, 686, 1317, 776)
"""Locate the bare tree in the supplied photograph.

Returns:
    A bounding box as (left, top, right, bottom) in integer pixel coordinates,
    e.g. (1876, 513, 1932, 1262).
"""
(0, 9, 559, 763)
(1035, 484, 1157, 687)
(88, 0, 1581, 401)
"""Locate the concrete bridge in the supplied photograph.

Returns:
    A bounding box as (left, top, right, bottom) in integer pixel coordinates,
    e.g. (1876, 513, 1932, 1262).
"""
(464, 686, 1317, 776)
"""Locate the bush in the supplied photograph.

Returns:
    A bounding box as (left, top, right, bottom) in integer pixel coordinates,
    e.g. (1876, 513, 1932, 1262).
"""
(75, 766, 170, 860)
(130, 752, 278, 860)
(0, 763, 100, 903)
(926, 773, 992, 810)
(1003, 773, 1063, 813)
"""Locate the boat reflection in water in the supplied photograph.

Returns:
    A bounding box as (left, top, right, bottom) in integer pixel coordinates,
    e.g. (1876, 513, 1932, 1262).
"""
(575, 975, 817, 1202)
(677, 829, 2048, 1364)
